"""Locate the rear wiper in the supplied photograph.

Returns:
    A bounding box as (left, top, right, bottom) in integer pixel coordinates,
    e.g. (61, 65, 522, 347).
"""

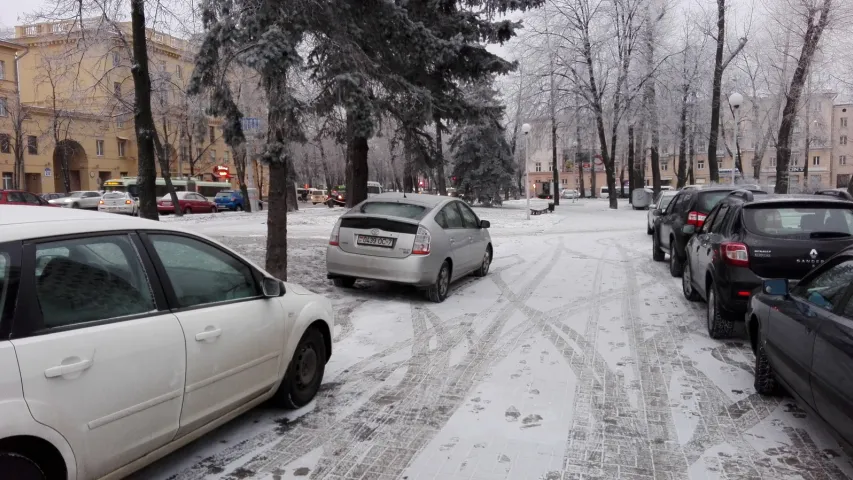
(810, 231, 852, 238)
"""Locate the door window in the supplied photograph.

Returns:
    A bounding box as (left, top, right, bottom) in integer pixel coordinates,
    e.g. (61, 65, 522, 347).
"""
(456, 202, 479, 229)
(791, 259, 853, 311)
(710, 205, 730, 233)
(665, 196, 681, 214)
(23, 193, 41, 205)
(0, 252, 10, 320)
(5, 192, 24, 203)
(34, 235, 156, 328)
(700, 206, 720, 234)
(149, 234, 259, 308)
(439, 203, 465, 229)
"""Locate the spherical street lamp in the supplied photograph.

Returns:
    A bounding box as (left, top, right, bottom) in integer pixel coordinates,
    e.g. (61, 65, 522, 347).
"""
(728, 92, 744, 109)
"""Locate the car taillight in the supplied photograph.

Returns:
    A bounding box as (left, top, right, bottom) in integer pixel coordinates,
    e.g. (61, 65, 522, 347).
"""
(125, 200, 132, 204)
(687, 211, 707, 227)
(329, 221, 340, 246)
(98, 200, 104, 204)
(412, 226, 431, 255)
(721, 242, 749, 267)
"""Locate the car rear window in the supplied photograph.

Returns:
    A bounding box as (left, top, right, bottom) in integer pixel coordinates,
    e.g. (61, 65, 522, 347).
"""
(697, 191, 734, 212)
(744, 206, 853, 238)
(103, 192, 126, 199)
(215, 192, 233, 198)
(360, 202, 428, 220)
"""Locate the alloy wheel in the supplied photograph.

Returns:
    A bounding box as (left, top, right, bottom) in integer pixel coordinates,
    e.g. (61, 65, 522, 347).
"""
(707, 289, 715, 331)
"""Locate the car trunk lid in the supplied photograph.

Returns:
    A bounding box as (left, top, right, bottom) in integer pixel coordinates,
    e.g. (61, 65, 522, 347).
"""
(337, 215, 419, 258)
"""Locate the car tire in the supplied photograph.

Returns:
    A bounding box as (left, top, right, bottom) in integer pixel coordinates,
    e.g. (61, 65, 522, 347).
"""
(332, 277, 356, 288)
(211, 206, 218, 213)
(707, 282, 734, 339)
(327, 200, 333, 208)
(70, 202, 79, 209)
(669, 242, 683, 277)
(184, 207, 192, 215)
(0, 452, 45, 480)
(652, 231, 665, 262)
(754, 326, 780, 396)
(427, 261, 451, 303)
(473, 246, 492, 277)
(682, 261, 700, 301)
(272, 327, 326, 409)
(646, 223, 653, 235)
(236, 205, 243, 212)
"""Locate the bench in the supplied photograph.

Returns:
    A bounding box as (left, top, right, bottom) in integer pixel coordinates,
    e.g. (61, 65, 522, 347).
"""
(530, 207, 550, 215)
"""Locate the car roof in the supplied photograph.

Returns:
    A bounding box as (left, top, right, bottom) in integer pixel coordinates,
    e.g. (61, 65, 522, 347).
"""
(0, 205, 198, 243)
(362, 192, 449, 207)
(727, 193, 853, 207)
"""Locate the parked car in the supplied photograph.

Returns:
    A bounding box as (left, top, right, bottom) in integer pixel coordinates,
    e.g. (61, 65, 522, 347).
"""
(647, 190, 678, 234)
(683, 191, 853, 338)
(815, 188, 853, 201)
(561, 189, 580, 199)
(214, 189, 262, 211)
(746, 253, 853, 448)
(367, 181, 383, 197)
(309, 188, 327, 205)
(0, 205, 333, 480)
(158, 191, 217, 214)
(98, 191, 138, 216)
(48, 190, 102, 209)
(39, 192, 67, 202)
(651, 186, 766, 275)
(327, 186, 346, 207)
(326, 193, 492, 302)
(1, 190, 58, 207)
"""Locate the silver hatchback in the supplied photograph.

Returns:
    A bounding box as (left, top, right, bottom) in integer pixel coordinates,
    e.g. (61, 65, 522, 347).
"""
(326, 193, 492, 302)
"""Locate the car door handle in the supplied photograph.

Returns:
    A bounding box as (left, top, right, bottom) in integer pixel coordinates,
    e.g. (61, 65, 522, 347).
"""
(195, 327, 222, 341)
(45, 358, 93, 378)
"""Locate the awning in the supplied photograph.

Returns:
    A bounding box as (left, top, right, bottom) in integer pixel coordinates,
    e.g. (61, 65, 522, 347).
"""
(116, 136, 129, 141)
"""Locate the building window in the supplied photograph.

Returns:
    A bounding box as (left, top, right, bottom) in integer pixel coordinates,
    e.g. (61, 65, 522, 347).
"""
(24, 25, 38, 36)
(208, 126, 215, 143)
(697, 159, 705, 170)
(792, 157, 800, 166)
(96, 139, 104, 156)
(27, 135, 37, 155)
(0, 97, 6, 117)
(813, 156, 820, 166)
(0, 134, 10, 153)
(223, 150, 229, 164)
(114, 82, 121, 97)
(112, 51, 120, 67)
(176, 65, 183, 79)
(181, 145, 189, 163)
(661, 161, 668, 171)
(534, 162, 542, 172)
(120, 171, 128, 177)
(209, 150, 216, 163)
(841, 155, 847, 166)
(2, 173, 12, 189)
(548, 162, 552, 172)
(842, 117, 848, 128)
(842, 136, 849, 145)
(0, 60, 5, 80)
(769, 157, 776, 167)
(118, 139, 126, 158)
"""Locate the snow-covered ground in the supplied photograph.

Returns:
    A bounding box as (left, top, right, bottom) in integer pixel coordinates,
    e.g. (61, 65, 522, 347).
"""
(134, 199, 853, 480)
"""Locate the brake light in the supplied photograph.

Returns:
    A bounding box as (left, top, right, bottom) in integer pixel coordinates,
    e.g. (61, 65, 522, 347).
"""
(125, 200, 132, 204)
(329, 220, 340, 246)
(687, 211, 707, 227)
(722, 242, 749, 267)
(412, 226, 431, 255)
(98, 200, 104, 204)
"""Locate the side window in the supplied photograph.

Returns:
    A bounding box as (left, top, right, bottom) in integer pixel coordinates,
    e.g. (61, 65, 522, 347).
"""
(23, 193, 41, 204)
(149, 234, 259, 308)
(665, 196, 681, 214)
(34, 235, 156, 328)
(710, 205, 730, 233)
(792, 259, 853, 311)
(677, 194, 693, 213)
(87, 192, 100, 198)
(701, 206, 720, 233)
(434, 210, 448, 229)
(0, 252, 10, 323)
(456, 202, 479, 229)
(6, 192, 24, 202)
(440, 203, 465, 229)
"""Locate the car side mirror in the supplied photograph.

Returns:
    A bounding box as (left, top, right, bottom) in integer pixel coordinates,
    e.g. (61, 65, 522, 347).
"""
(479, 220, 490, 229)
(652, 209, 663, 216)
(262, 277, 286, 297)
(682, 225, 695, 235)
(762, 279, 788, 296)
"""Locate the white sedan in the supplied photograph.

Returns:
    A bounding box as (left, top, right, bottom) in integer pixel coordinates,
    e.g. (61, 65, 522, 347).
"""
(0, 206, 334, 480)
(48, 191, 103, 209)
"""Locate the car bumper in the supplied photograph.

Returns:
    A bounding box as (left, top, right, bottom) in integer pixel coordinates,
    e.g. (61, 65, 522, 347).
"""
(720, 267, 765, 318)
(326, 247, 439, 287)
(215, 202, 238, 210)
(157, 205, 176, 213)
(99, 205, 135, 215)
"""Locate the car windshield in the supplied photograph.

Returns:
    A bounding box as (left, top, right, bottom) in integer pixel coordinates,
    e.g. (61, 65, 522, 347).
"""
(744, 206, 853, 238)
(360, 201, 428, 219)
(103, 193, 126, 199)
(697, 191, 735, 213)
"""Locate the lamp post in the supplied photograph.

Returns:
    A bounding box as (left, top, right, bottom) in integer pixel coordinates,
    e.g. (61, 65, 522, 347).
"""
(729, 92, 743, 186)
(522, 123, 532, 220)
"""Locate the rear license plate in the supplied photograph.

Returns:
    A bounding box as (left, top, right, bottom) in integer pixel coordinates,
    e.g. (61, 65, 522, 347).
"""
(356, 235, 394, 248)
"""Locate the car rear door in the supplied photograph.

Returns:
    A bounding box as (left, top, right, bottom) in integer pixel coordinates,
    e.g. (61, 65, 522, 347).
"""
(142, 232, 287, 438)
(433, 203, 469, 276)
(811, 268, 853, 444)
(455, 202, 484, 273)
(659, 194, 682, 251)
(11, 233, 186, 479)
(689, 205, 721, 297)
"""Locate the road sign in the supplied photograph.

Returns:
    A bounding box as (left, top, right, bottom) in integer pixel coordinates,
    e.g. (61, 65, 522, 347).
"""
(44, 167, 52, 177)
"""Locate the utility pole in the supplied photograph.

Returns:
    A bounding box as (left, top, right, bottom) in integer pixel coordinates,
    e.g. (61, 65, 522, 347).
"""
(523, 123, 531, 220)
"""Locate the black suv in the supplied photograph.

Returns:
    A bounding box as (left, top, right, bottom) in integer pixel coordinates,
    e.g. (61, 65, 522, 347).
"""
(652, 186, 765, 276)
(682, 191, 853, 338)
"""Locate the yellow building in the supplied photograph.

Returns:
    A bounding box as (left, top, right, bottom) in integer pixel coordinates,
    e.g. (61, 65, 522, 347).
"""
(0, 19, 233, 194)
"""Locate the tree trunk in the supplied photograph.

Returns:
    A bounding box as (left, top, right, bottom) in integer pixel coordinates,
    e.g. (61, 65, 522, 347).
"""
(235, 144, 252, 212)
(775, 0, 832, 194)
(152, 129, 182, 216)
(346, 111, 369, 207)
(628, 125, 635, 203)
(706, 0, 727, 183)
(434, 118, 447, 196)
(266, 161, 288, 280)
(129, 0, 159, 220)
(551, 114, 559, 205)
(688, 105, 696, 185)
(676, 89, 689, 188)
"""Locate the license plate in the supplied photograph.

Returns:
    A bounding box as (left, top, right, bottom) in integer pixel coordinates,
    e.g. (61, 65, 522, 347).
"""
(356, 235, 394, 248)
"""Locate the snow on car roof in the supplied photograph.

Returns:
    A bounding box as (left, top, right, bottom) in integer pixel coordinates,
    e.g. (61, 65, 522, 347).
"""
(365, 192, 448, 207)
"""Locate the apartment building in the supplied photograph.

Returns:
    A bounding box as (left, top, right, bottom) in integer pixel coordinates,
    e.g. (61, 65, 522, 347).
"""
(0, 19, 234, 194)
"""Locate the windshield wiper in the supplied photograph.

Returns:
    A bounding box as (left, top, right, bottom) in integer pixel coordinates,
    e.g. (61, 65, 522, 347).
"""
(810, 231, 852, 238)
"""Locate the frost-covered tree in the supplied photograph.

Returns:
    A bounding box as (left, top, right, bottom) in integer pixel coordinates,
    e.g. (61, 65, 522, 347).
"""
(450, 80, 515, 206)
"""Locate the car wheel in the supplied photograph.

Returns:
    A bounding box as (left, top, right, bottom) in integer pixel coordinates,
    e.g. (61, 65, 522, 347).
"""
(70, 202, 79, 209)
(332, 277, 356, 288)
(0, 452, 45, 480)
(754, 326, 780, 395)
(236, 205, 243, 212)
(473, 246, 492, 277)
(272, 327, 326, 409)
(682, 261, 700, 301)
(707, 282, 734, 339)
(646, 222, 653, 235)
(427, 261, 451, 303)
(184, 207, 192, 215)
(652, 231, 665, 261)
(669, 242, 683, 277)
(212, 206, 218, 213)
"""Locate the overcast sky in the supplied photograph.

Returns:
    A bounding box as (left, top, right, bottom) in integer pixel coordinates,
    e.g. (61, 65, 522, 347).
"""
(0, 1, 46, 30)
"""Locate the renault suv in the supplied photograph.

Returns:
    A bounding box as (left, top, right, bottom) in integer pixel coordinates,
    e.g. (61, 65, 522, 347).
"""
(682, 191, 853, 338)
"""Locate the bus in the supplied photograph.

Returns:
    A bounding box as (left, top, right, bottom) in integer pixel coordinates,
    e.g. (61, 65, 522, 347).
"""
(367, 181, 383, 197)
(102, 177, 233, 199)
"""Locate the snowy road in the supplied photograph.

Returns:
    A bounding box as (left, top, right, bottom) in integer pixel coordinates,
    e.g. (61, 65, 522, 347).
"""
(134, 200, 853, 480)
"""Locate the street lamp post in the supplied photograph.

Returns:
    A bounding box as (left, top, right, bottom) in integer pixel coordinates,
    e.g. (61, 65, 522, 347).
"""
(729, 92, 743, 186)
(523, 123, 532, 220)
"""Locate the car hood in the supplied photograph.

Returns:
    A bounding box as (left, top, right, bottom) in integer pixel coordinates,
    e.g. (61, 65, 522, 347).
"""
(285, 282, 315, 296)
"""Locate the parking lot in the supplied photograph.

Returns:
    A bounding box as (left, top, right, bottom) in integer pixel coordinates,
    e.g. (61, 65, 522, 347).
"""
(132, 200, 853, 480)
